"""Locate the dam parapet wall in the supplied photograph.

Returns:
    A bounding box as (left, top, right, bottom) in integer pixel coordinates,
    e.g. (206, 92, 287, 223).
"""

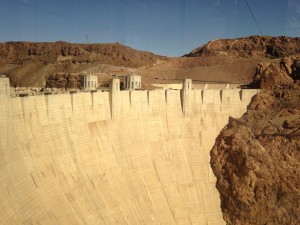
(4, 88, 259, 130)
(7, 89, 258, 115)
(0, 77, 258, 225)
(1, 78, 258, 120)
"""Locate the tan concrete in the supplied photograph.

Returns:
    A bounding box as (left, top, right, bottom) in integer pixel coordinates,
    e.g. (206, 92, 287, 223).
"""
(152, 83, 242, 90)
(0, 77, 258, 225)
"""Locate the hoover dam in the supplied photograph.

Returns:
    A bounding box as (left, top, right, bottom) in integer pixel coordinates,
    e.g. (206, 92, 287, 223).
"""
(0, 77, 258, 225)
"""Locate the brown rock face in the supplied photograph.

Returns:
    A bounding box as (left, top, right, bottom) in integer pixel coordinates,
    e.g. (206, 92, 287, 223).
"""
(208, 37, 300, 224)
(185, 36, 300, 58)
(211, 90, 300, 225)
(0, 42, 162, 66)
(250, 56, 300, 89)
(45, 73, 83, 89)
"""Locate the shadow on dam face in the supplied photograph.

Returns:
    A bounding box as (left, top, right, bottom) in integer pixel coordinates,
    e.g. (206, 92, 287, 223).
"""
(0, 78, 258, 225)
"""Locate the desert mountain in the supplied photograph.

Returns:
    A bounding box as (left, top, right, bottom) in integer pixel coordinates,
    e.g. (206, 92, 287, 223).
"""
(0, 41, 163, 66)
(1, 36, 300, 88)
(0, 42, 165, 87)
(185, 36, 300, 58)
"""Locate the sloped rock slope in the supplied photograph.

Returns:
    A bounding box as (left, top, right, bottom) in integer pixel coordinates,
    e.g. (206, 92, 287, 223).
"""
(186, 36, 300, 58)
(251, 55, 300, 89)
(211, 90, 300, 225)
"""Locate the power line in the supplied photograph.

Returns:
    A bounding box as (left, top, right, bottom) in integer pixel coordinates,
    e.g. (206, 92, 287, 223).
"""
(243, 0, 264, 35)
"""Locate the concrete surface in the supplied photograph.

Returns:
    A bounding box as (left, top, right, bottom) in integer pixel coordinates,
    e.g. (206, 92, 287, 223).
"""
(0, 77, 258, 225)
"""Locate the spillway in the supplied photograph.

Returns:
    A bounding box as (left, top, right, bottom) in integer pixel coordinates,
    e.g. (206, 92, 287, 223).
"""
(0, 77, 257, 225)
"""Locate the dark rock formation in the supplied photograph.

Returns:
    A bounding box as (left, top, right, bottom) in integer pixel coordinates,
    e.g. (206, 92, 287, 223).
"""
(45, 73, 83, 89)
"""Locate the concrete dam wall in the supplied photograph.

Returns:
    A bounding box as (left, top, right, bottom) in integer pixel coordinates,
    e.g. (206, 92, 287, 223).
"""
(0, 77, 258, 225)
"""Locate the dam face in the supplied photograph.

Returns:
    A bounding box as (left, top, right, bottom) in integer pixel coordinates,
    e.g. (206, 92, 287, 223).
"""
(0, 77, 257, 225)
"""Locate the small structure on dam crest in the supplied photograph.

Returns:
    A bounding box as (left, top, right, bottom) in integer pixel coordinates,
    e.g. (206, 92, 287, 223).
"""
(125, 74, 141, 90)
(83, 73, 98, 90)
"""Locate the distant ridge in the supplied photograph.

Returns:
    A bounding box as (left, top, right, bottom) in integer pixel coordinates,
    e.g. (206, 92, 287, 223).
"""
(0, 42, 165, 86)
(1, 36, 299, 88)
(0, 41, 164, 67)
(184, 36, 300, 58)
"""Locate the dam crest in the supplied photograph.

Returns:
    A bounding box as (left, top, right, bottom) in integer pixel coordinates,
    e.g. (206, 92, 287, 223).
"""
(0, 77, 258, 225)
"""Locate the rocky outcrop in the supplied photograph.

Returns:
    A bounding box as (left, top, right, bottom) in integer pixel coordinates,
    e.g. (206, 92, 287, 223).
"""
(45, 73, 83, 89)
(250, 56, 300, 89)
(211, 90, 300, 224)
(210, 38, 300, 223)
(185, 36, 300, 58)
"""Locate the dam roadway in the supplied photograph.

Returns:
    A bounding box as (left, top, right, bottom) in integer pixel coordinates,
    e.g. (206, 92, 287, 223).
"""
(0, 77, 257, 225)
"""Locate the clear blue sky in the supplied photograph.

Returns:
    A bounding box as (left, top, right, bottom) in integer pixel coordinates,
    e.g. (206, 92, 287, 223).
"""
(0, 0, 299, 56)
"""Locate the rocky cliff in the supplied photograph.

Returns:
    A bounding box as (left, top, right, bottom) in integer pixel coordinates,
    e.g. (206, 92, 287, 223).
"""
(211, 90, 300, 225)
(250, 55, 300, 89)
(211, 53, 300, 224)
(185, 36, 300, 58)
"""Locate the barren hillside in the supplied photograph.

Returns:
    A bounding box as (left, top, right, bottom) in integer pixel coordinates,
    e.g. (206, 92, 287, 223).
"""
(0, 42, 165, 87)
(2, 36, 300, 88)
(185, 36, 300, 58)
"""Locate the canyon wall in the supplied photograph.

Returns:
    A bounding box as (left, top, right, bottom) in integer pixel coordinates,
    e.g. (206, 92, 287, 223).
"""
(0, 77, 257, 225)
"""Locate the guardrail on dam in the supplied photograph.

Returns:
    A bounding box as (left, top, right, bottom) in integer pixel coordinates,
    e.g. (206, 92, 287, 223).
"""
(0, 77, 258, 225)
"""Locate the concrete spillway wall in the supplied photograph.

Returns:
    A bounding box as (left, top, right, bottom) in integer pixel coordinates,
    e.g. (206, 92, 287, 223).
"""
(0, 77, 258, 225)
